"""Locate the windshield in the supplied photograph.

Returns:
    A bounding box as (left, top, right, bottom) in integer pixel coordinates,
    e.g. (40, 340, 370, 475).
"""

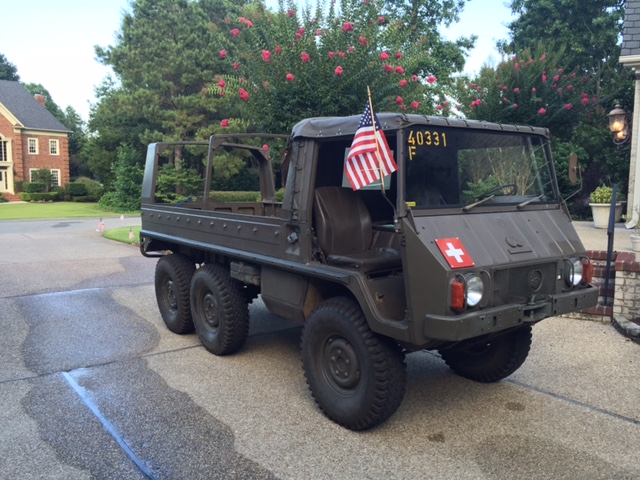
(403, 126, 556, 210)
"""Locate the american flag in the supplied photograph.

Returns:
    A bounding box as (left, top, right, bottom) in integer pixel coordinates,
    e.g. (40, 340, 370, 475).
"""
(344, 103, 397, 190)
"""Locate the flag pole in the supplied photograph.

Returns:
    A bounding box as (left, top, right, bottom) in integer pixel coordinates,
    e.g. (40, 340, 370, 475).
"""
(367, 86, 385, 192)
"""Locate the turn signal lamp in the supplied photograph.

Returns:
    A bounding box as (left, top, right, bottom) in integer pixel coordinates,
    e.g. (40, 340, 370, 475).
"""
(450, 279, 465, 311)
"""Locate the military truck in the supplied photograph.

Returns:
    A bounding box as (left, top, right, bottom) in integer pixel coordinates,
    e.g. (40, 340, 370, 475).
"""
(140, 114, 598, 430)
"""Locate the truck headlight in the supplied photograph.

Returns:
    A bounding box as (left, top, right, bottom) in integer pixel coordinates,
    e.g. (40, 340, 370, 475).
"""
(464, 273, 484, 307)
(563, 257, 583, 287)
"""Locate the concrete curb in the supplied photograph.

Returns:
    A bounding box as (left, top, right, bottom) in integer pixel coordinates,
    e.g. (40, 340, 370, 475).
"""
(612, 316, 640, 344)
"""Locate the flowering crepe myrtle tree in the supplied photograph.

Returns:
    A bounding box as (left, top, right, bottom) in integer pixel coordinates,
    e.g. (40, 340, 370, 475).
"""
(455, 45, 599, 141)
(211, 0, 474, 134)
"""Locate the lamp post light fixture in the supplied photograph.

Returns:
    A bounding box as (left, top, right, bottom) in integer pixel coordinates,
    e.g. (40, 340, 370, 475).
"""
(607, 104, 631, 146)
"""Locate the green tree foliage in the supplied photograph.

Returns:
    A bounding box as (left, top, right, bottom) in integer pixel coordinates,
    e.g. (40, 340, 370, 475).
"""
(214, 0, 474, 133)
(98, 144, 144, 211)
(0, 53, 20, 81)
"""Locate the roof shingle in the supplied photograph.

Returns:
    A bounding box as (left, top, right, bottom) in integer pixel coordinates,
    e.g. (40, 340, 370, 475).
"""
(0, 80, 70, 133)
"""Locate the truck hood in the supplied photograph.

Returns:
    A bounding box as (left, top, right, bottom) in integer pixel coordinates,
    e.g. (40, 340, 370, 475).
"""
(409, 208, 585, 269)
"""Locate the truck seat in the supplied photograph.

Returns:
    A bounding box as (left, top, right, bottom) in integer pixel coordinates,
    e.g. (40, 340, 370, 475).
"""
(313, 186, 401, 272)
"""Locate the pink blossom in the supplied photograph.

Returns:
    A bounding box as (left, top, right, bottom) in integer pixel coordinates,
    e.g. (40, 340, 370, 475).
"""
(287, 9, 296, 17)
(512, 103, 518, 109)
(262, 50, 271, 62)
(231, 28, 240, 37)
(557, 88, 563, 94)
(335, 66, 343, 75)
(359, 36, 368, 46)
(553, 75, 560, 82)
(262, 144, 269, 150)
(592, 97, 598, 103)
(384, 64, 394, 73)
(220, 119, 229, 127)
(532, 87, 537, 93)
(378, 16, 386, 24)
(315, 29, 322, 36)
(342, 22, 354, 32)
(338, 51, 345, 58)
(295, 32, 302, 40)
(218, 80, 226, 88)
(219, 50, 227, 59)
(476, 85, 481, 91)
(328, 51, 335, 60)
(540, 54, 547, 61)
(399, 104, 407, 111)
(233, 62, 240, 70)
(298, 27, 305, 35)
(396, 96, 403, 104)
(502, 97, 509, 102)
(276, 45, 282, 55)
(542, 74, 547, 83)
(582, 76, 588, 83)
(412, 75, 419, 81)
(395, 52, 402, 59)
(239, 88, 250, 101)
(558, 68, 563, 73)
(567, 85, 573, 91)
(513, 88, 520, 94)
(400, 79, 408, 87)
(581, 97, 589, 106)
(470, 83, 476, 87)
(538, 108, 546, 115)
(571, 72, 577, 78)
(347, 46, 355, 53)
(501, 85, 508, 91)
(286, 73, 295, 82)
(428, 75, 437, 84)
(301, 52, 310, 63)
(581, 93, 588, 98)
(435, 104, 442, 111)
(395, 66, 405, 74)
(380, 52, 389, 61)
(565, 103, 573, 110)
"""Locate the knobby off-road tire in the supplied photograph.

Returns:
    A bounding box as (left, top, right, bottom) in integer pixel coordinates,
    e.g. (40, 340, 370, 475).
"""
(155, 254, 196, 334)
(301, 297, 406, 431)
(439, 325, 532, 383)
(190, 264, 250, 356)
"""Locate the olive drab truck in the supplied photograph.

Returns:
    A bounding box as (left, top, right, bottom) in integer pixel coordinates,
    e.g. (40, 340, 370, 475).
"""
(139, 114, 598, 431)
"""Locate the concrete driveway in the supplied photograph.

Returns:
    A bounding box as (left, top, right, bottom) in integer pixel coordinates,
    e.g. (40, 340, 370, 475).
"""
(0, 217, 638, 479)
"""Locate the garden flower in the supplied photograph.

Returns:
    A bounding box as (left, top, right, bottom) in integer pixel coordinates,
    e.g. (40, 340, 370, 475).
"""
(316, 29, 322, 36)
(542, 74, 547, 82)
(219, 50, 227, 58)
(582, 76, 588, 83)
(378, 16, 386, 24)
(532, 87, 537, 93)
(338, 51, 345, 58)
(380, 52, 389, 61)
(428, 75, 437, 84)
(557, 88, 563, 94)
(565, 103, 573, 110)
(239, 88, 250, 101)
(399, 104, 407, 110)
(396, 96, 403, 104)
(582, 97, 589, 105)
(301, 52, 310, 62)
(220, 119, 229, 127)
(400, 79, 408, 87)
(513, 88, 520, 94)
(412, 75, 419, 81)
(342, 22, 354, 32)
(286, 73, 295, 82)
(262, 50, 271, 62)
(553, 75, 560, 82)
(335, 66, 343, 75)
(348, 46, 355, 53)
(276, 45, 282, 55)
(435, 104, 442, 111)
(538, 108, 546, 115)
(231, 28, 240, 37)
(233, 62, 240, 70)
(298, 27, 305, 35)
(384, 64, 394, 73)
(287, 9, 296, 17)
(328, 51, 335, 60)
(218, 80, 226, 88)
(512, 103, 518, 109)
(395, 66, 405, 74)
(359, 36, 368, 46)
(567, 85, 573, 91)
(262, 144, 269, 150)
(295, 32, 303, 40)
(396, 52, 402, 59)
(540, 54, 546, 61)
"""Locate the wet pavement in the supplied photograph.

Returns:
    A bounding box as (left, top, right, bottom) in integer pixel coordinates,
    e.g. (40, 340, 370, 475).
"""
(0, 217, 639, 479)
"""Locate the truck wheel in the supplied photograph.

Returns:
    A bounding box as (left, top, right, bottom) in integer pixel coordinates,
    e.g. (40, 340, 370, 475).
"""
(190, 264, 249, 356)
(155, 254, 195, 334)
(439, 325, 532, 383)
(301, 297, 406, 431)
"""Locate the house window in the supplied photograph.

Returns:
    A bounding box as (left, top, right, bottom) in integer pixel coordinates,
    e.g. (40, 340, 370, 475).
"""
(28, 138, 38, 154)
(50, 169, 60, 187)
(29, 168, 37, 182)
(49, 139, 59, 155)
(0, 140, 8, 162)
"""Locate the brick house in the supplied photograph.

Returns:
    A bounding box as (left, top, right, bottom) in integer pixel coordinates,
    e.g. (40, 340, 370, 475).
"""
(0, 79, 71, 201)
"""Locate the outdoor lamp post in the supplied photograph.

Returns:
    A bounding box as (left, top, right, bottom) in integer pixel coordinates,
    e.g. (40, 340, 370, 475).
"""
(607, 105, 631, 146)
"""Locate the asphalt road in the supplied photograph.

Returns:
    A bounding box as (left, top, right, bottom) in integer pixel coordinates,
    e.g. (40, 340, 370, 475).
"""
(1, 217, 639, 479)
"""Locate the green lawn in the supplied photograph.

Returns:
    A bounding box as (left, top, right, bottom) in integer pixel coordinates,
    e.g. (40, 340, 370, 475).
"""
(0, 202, 139, 221)
(102, 226, 142, 245)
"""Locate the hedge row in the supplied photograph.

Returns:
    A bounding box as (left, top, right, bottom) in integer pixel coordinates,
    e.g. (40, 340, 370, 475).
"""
(18, 192, 62, 202)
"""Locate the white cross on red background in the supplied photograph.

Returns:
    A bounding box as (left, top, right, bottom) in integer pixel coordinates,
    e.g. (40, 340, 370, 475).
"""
(435, 238, 475, 269)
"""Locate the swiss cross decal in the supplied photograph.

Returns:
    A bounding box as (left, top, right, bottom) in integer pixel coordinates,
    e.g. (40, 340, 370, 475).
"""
(435, 238, 475, 269)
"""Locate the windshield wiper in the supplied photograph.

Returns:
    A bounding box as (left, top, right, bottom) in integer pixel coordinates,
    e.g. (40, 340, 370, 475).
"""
(517, 194, 545, 209)
(462, 195, 495, 212)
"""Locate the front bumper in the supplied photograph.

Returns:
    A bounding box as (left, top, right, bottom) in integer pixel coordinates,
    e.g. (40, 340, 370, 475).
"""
(422, 286, 599, 342)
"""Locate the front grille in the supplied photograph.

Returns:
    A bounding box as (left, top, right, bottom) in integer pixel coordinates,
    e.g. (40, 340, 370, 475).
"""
(492, 263, 557, 306)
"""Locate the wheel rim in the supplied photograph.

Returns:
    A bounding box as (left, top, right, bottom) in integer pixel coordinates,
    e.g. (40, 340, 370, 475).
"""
(163, 278, 178, 313)
(322, 335, 361, 392)
(201, 291, 221, 333)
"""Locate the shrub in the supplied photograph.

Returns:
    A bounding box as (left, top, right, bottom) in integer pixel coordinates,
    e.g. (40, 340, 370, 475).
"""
(18, 193, 30, 201)
(210, 191, 261, 202)
(75, 177, 104, 201)
(72, 196, 90, 202)
(31, 169, 52, 192)
(66, 182, 88, 197)
(23, 182, 45, 193)
(28, 192, 61, 202)
(0, 193, 7, 203)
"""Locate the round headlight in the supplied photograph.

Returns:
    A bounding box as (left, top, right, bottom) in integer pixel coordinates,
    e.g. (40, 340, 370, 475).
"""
(564, 258, 583, 287)
(464, 273, 484, 307)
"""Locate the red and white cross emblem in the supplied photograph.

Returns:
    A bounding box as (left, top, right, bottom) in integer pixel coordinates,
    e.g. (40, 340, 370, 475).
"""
(435, 238, 475, 269)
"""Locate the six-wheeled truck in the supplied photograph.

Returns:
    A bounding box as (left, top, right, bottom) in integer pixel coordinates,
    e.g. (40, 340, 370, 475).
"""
(140, 114, 598, 430)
